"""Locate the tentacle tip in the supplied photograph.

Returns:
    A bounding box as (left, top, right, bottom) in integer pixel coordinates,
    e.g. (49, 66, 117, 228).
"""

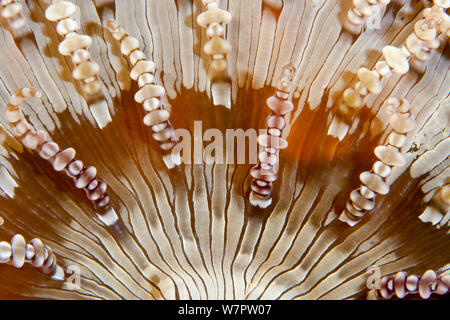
(211, 80, 231, 109)
(338, 211, 360, 227)
(163, 152, 181, 169)
(327, 116, 349, 141)
(51, 265, 65, 281)
(249, 192, 272, 208)
(366, 289, 380, 300)
(97, 207, 119, 227)
(104, 18, 119, 32)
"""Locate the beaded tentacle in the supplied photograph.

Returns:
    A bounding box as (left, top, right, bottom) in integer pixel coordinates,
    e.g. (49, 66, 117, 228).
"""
(0, 234, 65, 280)
(197, 0, 232, 78)
(5, 88, 118, 226)
(419, 183, 450, 229)
(339, 98, 416, 226)
(405, 1, 450, 70)
(44, 0, 105, 104)
(329, 0, 449, 141)
(197, 0, 232, 108)
(0, 0, 30, 37)
(367, 269, 450, 299)
(344, 0, 391, 34)
(262, 0, 283, 11)
(105, 19, 181, 170)
(92, 0, 114, 11)
(328, 45, 410, 140)
(249, 65, 296, 209)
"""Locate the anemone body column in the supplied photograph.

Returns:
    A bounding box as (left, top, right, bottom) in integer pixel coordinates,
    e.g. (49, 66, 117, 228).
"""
(249, 65, 296, 209)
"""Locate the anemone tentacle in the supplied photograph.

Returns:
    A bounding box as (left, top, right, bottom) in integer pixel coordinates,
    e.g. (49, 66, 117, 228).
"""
(0, 0, 448, 300)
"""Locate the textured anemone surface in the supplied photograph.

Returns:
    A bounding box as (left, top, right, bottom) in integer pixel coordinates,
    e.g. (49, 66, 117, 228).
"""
(0, 0, 449, 300)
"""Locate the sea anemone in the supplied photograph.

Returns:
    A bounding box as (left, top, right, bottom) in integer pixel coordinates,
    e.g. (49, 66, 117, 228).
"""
(0, 0, 448, 300)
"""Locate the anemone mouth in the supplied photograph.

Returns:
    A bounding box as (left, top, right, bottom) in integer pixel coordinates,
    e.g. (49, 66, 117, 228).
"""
(0, 0, 449, 300)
